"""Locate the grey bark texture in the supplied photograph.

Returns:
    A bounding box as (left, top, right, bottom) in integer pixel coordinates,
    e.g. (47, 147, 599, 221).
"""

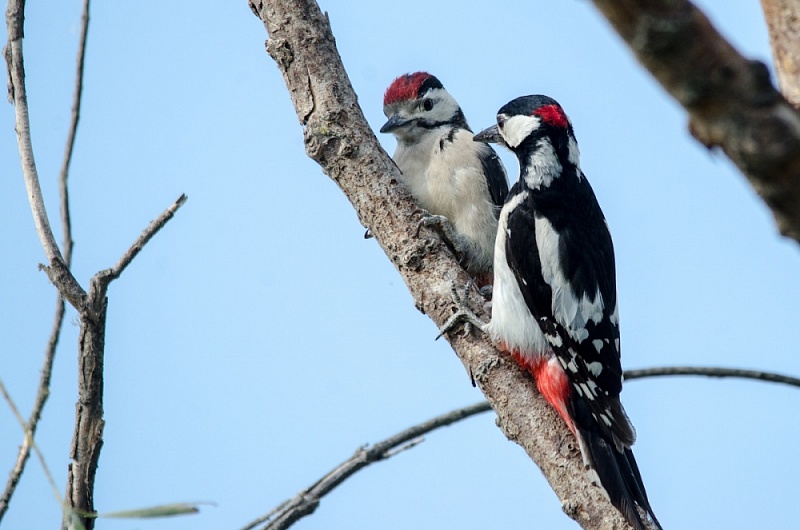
(761, 0, 800, 107)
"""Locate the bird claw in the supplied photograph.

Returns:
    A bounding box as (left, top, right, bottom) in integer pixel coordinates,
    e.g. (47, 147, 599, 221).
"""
(436, 280, 488, 340)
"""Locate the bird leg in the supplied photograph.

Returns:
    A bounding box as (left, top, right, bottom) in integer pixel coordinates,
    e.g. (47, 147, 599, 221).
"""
(437, 280, 489, 340)
(414, 209, 470, 267)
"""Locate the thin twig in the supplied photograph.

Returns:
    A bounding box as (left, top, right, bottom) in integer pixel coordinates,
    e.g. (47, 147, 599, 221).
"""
(58, 0, 90, 265)
(625, 366, 800, 388)
(240, 401, 493, 530)
(0, 301, 64, 520)
(4, 0, 86, 309)
(5, 0, 63, 265)
(0, 379, 66, 513)
(92, 193, 188, 290)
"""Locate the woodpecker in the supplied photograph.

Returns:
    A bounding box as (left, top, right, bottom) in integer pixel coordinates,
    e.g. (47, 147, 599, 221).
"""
(380, 72, 509, 285)
(444, 95, 661, 530)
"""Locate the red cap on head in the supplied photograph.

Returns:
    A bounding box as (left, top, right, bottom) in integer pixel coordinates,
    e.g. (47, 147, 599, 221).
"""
(383, 72, 434, 106)
(533, 104, 569, 129)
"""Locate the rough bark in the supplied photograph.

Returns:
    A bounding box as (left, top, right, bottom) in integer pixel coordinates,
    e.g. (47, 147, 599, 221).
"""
(761, 0, 800, 108)
(590, 0, 800, 244)
(248, 0, 653, 528)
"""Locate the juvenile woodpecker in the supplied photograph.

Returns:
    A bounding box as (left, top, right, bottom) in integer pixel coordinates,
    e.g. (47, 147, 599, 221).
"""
(381, 72, 509, 285)
(445, 95, 661, 530)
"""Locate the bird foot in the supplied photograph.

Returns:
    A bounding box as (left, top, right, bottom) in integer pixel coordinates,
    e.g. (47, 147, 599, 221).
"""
(414, 210, 469, 265)
(436, 280, 488, 340)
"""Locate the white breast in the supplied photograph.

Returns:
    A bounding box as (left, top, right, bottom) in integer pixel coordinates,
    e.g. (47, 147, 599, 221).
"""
(486, 191, 549, 356)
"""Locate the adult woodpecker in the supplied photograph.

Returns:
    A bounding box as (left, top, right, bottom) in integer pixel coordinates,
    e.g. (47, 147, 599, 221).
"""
(443, 95, 661, 530)
(380, 72, 509, 286)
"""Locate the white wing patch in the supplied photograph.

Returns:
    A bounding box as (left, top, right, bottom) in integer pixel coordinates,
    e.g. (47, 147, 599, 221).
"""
(535, 216, 606, 343)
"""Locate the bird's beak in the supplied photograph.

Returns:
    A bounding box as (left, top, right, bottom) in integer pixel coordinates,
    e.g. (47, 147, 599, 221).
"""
(380, 114, 409, 133)
(473, 124, 504, 145)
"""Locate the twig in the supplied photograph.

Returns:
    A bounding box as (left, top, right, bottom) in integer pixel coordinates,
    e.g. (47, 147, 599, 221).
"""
(92, 193, 188, 290)
(0, 301, 65, 520)
(0, 1, 90, 521)
(4, 0, 85, 308)
(0, 379, 67, 515)
(625, 366, 800, 388)
(58, 0, 90, 264)
(240, 401, 492, 530)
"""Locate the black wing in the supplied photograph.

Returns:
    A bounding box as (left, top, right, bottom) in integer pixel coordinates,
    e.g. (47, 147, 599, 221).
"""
(504, 172, 632, 448)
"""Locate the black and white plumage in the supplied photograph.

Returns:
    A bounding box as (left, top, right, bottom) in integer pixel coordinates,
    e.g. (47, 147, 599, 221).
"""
(471, 95, 661, 530)
(380, 72, 508, 285)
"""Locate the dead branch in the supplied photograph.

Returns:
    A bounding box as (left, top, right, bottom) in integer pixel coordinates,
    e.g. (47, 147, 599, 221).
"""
(240, 402, 493, 530)
(0, 0, 90, 521)
(248, 1, 650, 528)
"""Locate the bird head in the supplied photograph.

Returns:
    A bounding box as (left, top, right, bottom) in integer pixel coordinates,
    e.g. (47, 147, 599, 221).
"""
(474, 95, 579, 170)
(380, 72, 468, 143)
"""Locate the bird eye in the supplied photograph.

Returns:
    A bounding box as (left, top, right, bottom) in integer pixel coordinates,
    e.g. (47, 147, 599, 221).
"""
(423, 99, 434, 111)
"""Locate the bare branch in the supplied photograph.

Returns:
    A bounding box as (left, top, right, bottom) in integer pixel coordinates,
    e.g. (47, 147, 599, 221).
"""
(58, 0, 90, 263)
(65, 194, 186, 530)
(248, 1, 645, 528)
(0, 300, 64, 521)
(0, 2, 90, 520)
(4, 0, 87, 309)
(625, 366, 800, 388)
(92, 193, 188, 290)
(5, 0, 64, 265)
(589, 0, 800, 244)
(241, 402, 492, 530)
(761, 0, 800, 108)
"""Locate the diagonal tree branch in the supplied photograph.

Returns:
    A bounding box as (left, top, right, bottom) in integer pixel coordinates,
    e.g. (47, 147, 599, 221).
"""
(588, 0, 800, 244)
(248, 1, 646, 528)
(0, 1, 90, 521)
(241, 401, 493, 530)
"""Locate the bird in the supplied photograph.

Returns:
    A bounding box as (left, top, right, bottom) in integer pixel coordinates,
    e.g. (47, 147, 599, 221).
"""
(380, 72, 508, 286)
(443, 95, 661, 530)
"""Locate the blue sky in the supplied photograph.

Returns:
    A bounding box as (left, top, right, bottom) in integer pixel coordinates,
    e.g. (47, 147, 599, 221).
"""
(2, 1, 799, 529)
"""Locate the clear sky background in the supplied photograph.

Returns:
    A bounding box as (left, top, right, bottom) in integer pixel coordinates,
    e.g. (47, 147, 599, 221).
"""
(2, 1, 799, 529)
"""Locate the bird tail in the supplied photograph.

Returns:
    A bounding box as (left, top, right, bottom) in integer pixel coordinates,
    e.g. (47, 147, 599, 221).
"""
(577, 427, 662, 530)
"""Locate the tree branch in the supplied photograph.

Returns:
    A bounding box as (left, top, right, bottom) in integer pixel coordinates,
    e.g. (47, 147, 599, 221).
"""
(248, 1, 645, 528)
(625, 365, 800, 388)
(760, 0, 800, 108)
(64, 194, 186, 530)
(240, 402, 493, 530)
(589, 0, 800, 244)
(4, 0, 86, 308)
(247, 362, 800, 530)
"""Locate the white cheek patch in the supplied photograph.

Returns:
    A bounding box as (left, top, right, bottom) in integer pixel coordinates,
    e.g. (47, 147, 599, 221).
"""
(500, 114, 542, 148)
